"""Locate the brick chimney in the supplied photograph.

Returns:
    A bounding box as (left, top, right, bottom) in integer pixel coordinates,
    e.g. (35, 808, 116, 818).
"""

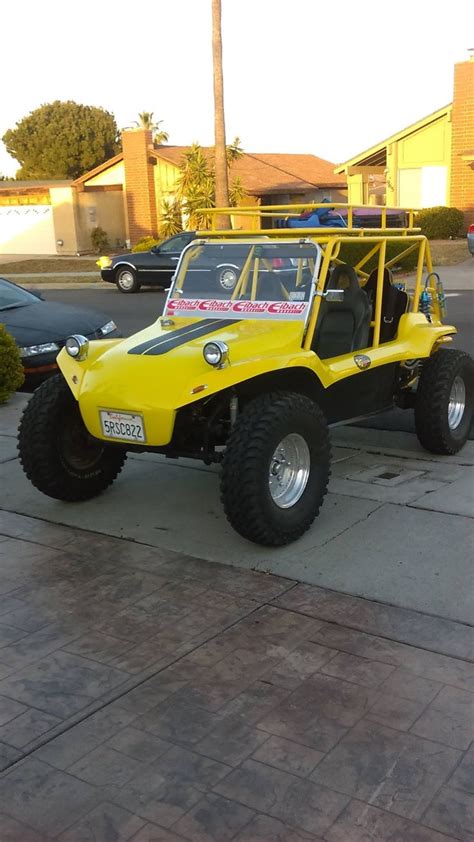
(450, 53, 474, 229)
(122, 129, 158, 245)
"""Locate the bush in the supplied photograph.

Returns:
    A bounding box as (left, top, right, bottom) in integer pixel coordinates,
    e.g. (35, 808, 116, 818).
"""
(338, 240, 419, 273)
(416, 206, 464, 239)
(90, 226, 110, 253)
(0, 324, 24, 403)
(132, 236, 161, 253)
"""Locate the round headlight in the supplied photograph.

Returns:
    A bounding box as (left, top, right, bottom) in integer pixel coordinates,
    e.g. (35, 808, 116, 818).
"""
(65, 335, 89, 360)
(203, 340, 229, 368)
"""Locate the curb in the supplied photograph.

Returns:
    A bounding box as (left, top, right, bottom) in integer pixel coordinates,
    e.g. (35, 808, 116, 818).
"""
(22, 282, 114, 290)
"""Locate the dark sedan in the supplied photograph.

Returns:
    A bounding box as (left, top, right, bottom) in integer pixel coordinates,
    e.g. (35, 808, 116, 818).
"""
(0, 277, 120, 388)
(100, 232, 196, 293)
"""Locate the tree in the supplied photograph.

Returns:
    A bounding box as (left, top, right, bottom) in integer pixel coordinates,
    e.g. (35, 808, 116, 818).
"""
(175, 139, 246, 230)
(2, 101, 120, 180)
(211, 0, 230, 228)
(134, 112, 169, 144)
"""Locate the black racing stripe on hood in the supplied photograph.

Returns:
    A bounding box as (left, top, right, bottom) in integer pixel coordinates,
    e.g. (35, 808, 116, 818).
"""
(128, 319, 238, 356)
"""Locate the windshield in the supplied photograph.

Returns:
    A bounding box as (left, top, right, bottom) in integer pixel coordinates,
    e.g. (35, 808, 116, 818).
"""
(0, 278, 38, 311)
(166, 240, 321, 321)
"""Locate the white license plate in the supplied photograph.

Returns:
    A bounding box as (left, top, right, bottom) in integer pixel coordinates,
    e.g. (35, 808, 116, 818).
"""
(100, 410, 146, 443)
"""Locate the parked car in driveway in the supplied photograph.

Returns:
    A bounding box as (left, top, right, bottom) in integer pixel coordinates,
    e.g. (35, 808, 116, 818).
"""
(99, 232, 197, 293)
(0, 277, 120, 388)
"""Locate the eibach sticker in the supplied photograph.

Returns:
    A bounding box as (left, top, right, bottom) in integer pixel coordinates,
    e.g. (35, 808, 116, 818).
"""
(166, 298, 309, 320)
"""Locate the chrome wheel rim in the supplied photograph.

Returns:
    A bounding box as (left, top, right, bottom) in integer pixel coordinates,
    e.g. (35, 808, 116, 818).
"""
(118, 270, 135, 290)
(448, 375, 466, 430)
(59, 413, 104, 472)
(268, 433, 310, 509)
(218, 268, 237, 291)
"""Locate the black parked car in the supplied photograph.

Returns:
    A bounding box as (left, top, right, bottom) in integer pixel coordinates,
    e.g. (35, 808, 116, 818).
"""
(100, 232, 197, 293)
(0, 277, 120, 388)
(100, 232, 305, 296)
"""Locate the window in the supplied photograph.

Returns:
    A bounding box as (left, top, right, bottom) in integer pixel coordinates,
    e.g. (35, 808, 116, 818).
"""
(160, 235, 191, 253)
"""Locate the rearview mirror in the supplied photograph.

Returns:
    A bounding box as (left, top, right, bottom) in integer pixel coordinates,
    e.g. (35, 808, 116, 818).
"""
(325, 289, 344, 303)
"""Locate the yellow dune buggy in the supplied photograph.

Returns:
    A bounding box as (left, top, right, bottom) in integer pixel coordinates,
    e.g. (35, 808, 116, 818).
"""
(18, 204, 474, 546)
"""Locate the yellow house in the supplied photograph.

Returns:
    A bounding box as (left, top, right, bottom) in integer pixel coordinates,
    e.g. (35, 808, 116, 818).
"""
(335, 55, 474, 229)
(335, 105, 452, 208)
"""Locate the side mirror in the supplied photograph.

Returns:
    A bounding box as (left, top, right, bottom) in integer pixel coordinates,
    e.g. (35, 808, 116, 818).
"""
(151, 246, 161, 254)
(325, 289, 344, 303)
(29, 288, 44, 300)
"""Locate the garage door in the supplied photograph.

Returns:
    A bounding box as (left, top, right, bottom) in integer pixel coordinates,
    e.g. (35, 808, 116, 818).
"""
(0, 205, 57, 254)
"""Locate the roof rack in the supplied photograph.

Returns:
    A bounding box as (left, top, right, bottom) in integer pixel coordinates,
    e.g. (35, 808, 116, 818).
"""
(197, 203, 420, 238)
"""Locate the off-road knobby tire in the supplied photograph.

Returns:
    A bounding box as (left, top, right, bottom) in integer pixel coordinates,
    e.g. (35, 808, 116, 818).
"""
(221, 392, 331, 546)
(415, 349, 474, 454)
(18, 374, 127, 501)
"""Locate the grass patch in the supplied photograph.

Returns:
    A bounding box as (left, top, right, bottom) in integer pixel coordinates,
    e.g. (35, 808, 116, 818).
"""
(0, 258, 100, 274)
(429, 239, 469, 266)
(10, 275, 103, 286)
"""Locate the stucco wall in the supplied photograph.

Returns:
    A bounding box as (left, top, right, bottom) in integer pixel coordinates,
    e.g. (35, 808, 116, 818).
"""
(75, 191, 126, 253)
(50, 187, 78, 254)
(84, 161, 125, 187)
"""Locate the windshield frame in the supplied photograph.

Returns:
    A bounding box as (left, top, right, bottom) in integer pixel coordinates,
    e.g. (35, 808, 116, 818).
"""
(164, 238, 322, 325)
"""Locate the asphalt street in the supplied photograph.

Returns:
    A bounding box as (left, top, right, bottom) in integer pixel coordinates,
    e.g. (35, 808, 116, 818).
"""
(40, 286, 474, 354)
(39, 286, 474, 437)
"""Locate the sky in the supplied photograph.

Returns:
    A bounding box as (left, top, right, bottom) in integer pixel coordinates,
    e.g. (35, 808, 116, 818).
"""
(0, 0, 471, 176)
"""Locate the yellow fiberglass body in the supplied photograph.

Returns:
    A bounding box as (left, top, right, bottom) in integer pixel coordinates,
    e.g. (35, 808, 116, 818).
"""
(57, 314, 315, 446)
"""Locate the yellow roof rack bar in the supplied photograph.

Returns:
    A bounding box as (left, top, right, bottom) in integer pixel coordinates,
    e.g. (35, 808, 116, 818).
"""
(196, 203, 420, 237)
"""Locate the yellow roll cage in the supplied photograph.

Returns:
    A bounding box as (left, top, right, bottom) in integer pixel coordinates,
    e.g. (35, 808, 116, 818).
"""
(195, 203, 442, 350)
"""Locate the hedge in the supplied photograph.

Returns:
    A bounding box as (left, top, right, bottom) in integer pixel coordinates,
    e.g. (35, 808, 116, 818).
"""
(132, 236, 161, 253)
(0, 324, 24, 404)
(337, 240, 418, 272)
(416, 206, 464, 239)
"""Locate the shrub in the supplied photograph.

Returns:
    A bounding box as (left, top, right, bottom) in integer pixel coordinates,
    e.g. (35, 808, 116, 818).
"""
(338, 240, 419, 273)
(416, 206, 464, 239)
(90, 226, 110, 253)
(160, 199, 183, 239)
(132, 236, 161, 253)
(0, 324, 24, 403)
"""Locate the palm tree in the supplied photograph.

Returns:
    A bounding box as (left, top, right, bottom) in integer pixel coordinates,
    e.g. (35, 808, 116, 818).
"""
(211, 0, 230, 229)
(134, 112, 169, 144)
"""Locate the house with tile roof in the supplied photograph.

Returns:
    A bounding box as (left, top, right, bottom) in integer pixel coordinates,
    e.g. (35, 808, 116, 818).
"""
(73, 134, 347, 249)
(0, 135, 346, 254)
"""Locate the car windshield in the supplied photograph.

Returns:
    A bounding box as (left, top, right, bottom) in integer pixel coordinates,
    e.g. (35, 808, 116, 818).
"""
(166, 240, 321, 321)
(0, 278, 38, 311)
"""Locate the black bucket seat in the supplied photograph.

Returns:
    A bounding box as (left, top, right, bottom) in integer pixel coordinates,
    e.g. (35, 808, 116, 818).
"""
(363, 268, 410, 343)
(312, 264, 371, 359)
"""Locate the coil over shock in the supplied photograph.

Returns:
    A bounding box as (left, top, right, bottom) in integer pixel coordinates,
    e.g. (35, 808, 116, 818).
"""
(419, 272, 447, 322)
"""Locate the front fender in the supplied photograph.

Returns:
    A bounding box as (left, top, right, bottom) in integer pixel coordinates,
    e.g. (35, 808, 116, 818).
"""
(57, 339, 122, 400)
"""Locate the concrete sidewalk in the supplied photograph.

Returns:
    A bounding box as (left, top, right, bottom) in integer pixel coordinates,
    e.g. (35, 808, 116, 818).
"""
(0, 394, 472, 840)
(2, 394, 473, 624)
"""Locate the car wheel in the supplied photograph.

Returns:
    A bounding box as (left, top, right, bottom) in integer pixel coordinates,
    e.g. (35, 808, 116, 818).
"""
(415, 349, 474, 454)
(221, 392, 331, 546)
(115, 267, 140, 293)
(215, 265, 238, 293)
(18, 374, 127, 501)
